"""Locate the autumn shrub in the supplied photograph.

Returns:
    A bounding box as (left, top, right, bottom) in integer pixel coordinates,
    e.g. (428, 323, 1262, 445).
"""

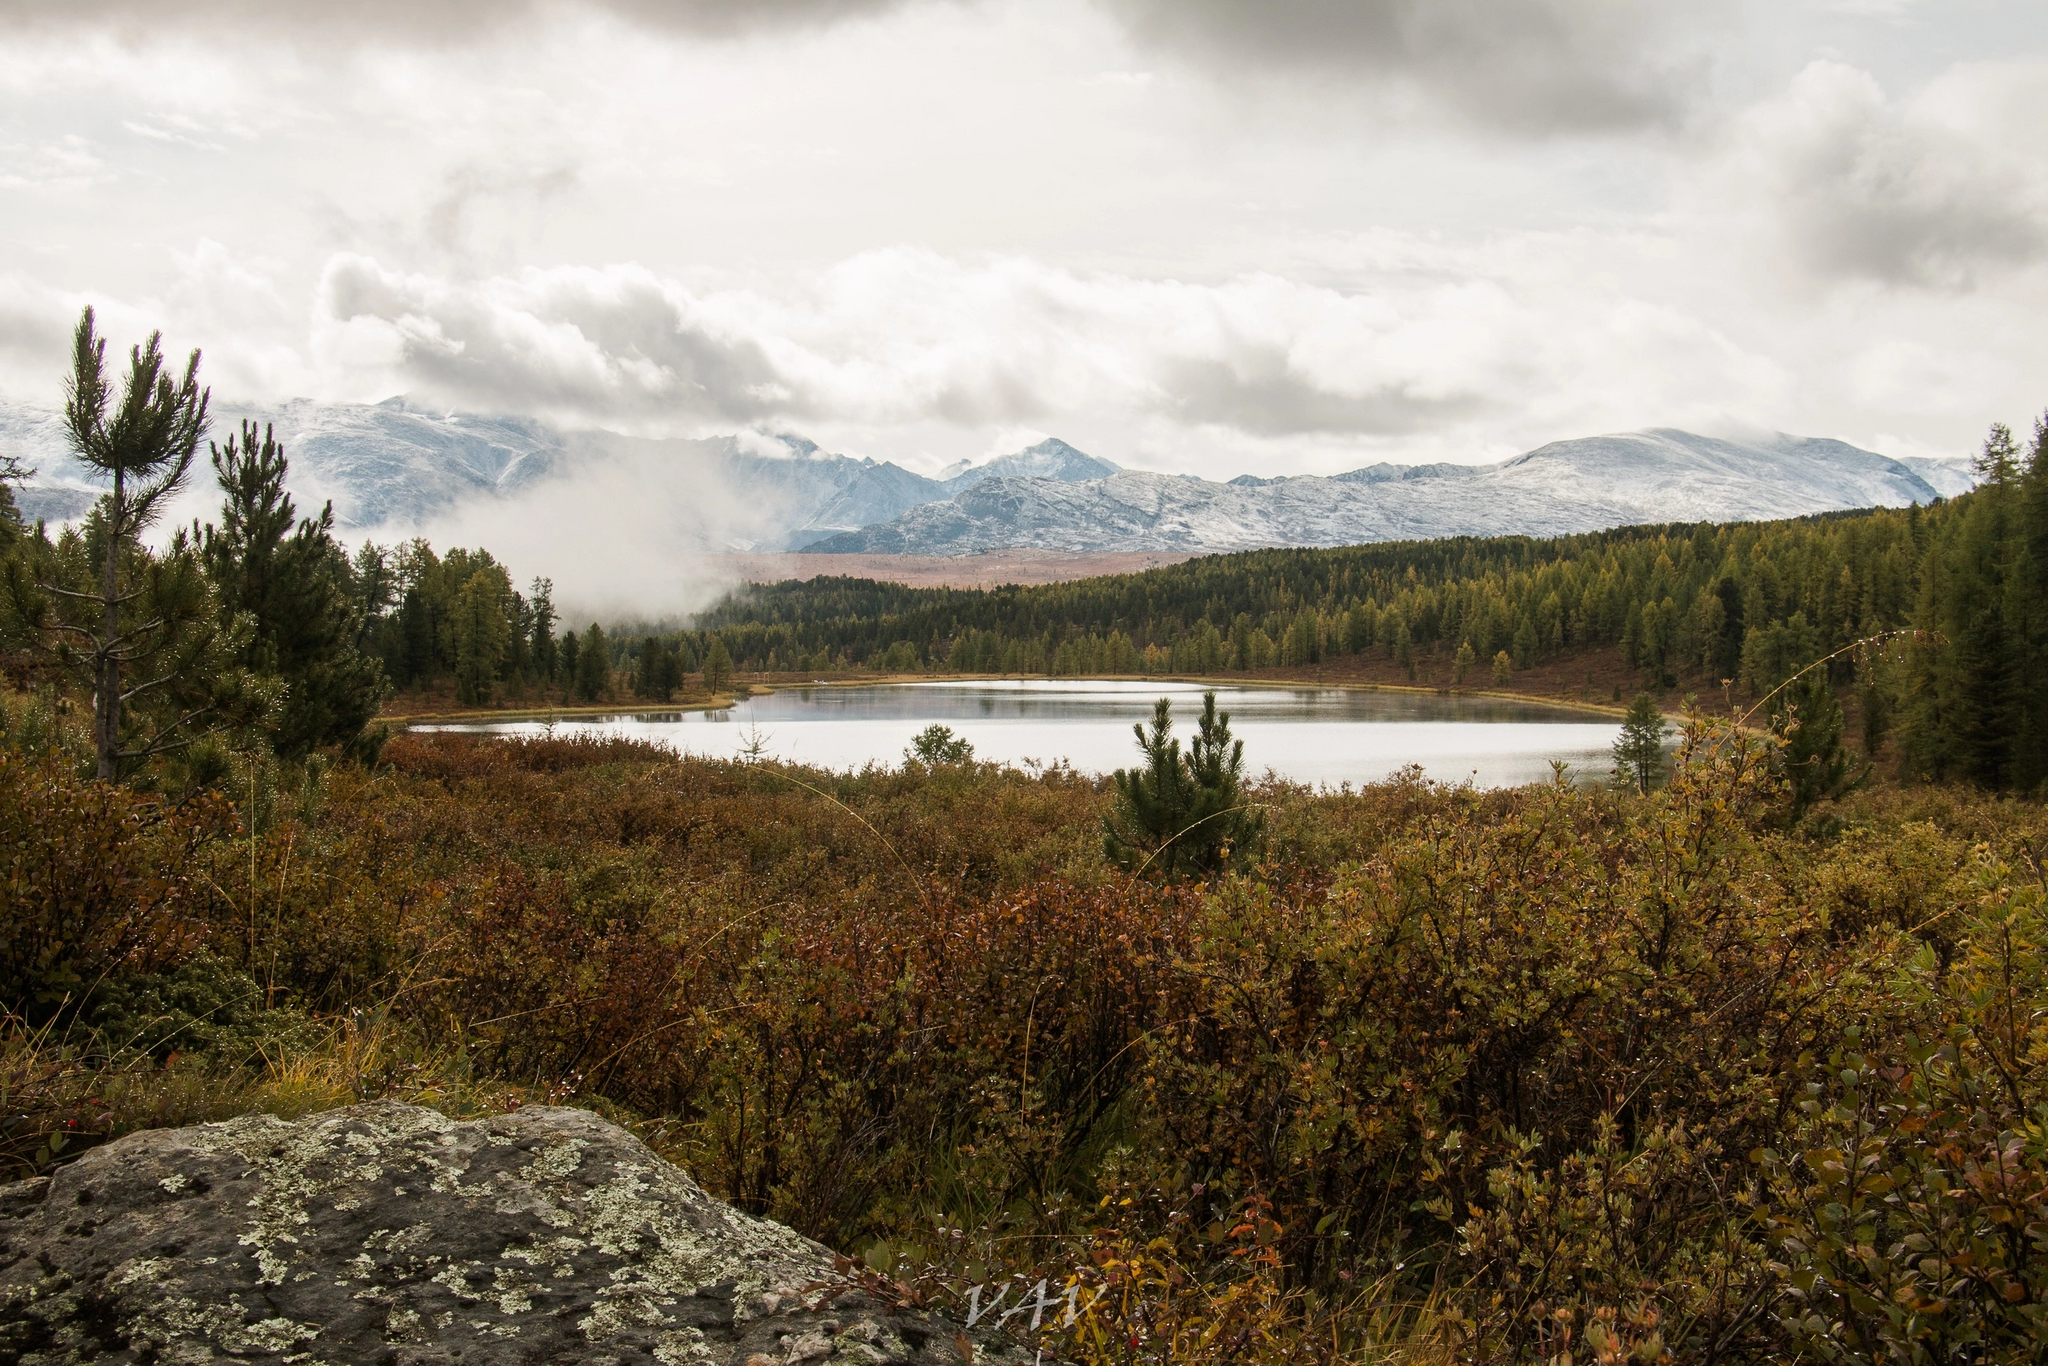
(1758, 847, 2048, 1361)
(8, 724, 2048, 1361)
(0, 751, 226, 1022)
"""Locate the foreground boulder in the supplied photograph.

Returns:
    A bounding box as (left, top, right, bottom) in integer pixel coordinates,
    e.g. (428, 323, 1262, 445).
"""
(0, 1101, 1035, 1365)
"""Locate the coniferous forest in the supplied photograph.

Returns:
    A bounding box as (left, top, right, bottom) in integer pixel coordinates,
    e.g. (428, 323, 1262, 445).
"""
(8, 313, 2048, 1362)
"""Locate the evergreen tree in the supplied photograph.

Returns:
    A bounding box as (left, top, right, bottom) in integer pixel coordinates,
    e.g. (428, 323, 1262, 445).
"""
(2020, 418, 2048, 787)
(1103, 692, 1259, 876)
(6, 309, 264, 779)
(452, 570, 511, 705)
(633, 636, 680, 702)
(1902, 424, 2028, 787)
(201, 421, 387, 756)
(1612, 692, 1667, 795)
(1713, 574, 1745, 679)
(702, 636, 733, 694)
(575, 622, 610, 701)
(529, 577, 557, 682)
(1775, 671, 1862, 819)
(559, 630, 580, 694)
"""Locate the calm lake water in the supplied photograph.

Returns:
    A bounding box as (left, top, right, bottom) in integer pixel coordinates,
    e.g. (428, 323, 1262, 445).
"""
(413, 680, 1626, 789)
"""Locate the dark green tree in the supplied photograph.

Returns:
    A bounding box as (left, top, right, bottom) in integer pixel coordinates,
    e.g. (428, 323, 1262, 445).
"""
(905, 723, 973, 765)
(634, 636, 682, 702)
(1901, 424, 2029, 787)
(8, 309, 267, 779)
(702, 636, 733, 694)
(201, 421, 388, 757)
(1712, 574, 1745, 679)
(1774, 671, 1863, 819)
(1612, 692, 1667, 795)
(1104, 692, 1260, 877)
(558, 629, 581, 691)
(575, 622, 609, 701)
(529, 577, 557, 683)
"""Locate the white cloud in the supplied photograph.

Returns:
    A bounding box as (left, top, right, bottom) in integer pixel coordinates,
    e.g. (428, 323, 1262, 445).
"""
(298, 243, 1797, 473)
(1711, 59, 2048, 288)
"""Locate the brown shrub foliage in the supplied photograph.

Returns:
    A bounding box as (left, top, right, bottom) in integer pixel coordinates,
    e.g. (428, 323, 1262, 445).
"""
(8, 725, 2048, 1362)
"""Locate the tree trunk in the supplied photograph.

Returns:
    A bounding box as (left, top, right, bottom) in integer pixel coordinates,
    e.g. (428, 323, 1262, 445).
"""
(94, 470, 123, 781)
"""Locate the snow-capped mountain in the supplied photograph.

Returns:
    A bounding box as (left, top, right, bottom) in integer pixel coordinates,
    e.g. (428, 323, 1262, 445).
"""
(938, 438, 1119, 492)
(803, 430, 1972, 555)
(1, 396, 1977, 557)
(0, 399, 1120, 550)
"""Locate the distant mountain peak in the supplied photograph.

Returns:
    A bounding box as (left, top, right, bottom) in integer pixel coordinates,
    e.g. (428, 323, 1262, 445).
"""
(932, 437, 1119, 493)
(802, 427, 1978, 556)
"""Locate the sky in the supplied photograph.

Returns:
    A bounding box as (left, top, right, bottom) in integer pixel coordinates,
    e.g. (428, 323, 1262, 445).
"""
(2, 0, 2045, 482)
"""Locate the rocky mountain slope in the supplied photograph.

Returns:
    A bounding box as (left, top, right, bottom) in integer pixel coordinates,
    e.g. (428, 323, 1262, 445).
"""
(805, 429, 1973, 554)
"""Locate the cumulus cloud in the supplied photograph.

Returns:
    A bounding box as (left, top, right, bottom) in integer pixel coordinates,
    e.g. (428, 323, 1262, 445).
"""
(1720, 60, 2048, 288)
(303, 244, 1782, 458)
(311, 250, 1550, 439)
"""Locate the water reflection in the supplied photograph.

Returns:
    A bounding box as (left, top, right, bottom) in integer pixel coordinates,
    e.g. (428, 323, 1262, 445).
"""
(414, 679, 1625, 789)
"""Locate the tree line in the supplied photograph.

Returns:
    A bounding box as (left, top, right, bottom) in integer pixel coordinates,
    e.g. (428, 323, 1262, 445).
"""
(681, 423, 2047, 790)
(0, 310, 743, 783)
(9, 307, 2043, 794)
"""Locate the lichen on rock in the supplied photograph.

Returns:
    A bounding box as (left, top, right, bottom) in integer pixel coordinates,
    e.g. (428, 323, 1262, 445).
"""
(0, 1100, 1038, 1365)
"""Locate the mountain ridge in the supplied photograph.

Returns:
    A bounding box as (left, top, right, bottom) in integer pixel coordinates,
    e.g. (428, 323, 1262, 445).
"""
(803, 428, 1972, 555)
(0, 397, 1978, 556)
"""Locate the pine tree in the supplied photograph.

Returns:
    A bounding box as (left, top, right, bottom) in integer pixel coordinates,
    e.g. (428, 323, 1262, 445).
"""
(575, 622, 609, 701)
(1713, 574, 1745, 679)
(1103, 692, 1259, 876)
(7, 309, 265, 779)
(529, 578, 557, 682)
(1613, 691, 1667, 794)
(559, 630, 580, 695)
(1901, 424, 2027, 786)
(201, 422, 387, 756)
(1776, 672, 1862, 818)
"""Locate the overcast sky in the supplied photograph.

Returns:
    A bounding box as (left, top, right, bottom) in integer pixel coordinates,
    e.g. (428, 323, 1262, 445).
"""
(2, 0, 2045, 479)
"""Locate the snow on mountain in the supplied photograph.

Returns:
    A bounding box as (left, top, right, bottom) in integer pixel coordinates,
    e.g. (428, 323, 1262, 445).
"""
(1895, 455, 1978, 499)
(803, 429, 1962, 555)
(0, 395, 1980, 559)
(938, 438, 1119, 493)
(0, 399, 1116, 550)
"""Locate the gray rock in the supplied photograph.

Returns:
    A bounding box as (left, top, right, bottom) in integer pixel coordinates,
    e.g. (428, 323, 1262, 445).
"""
(0, 1101, 1036, 1366)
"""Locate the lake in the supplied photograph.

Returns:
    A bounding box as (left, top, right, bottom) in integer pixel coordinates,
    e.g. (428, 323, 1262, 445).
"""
(412, 680, 1628, 789)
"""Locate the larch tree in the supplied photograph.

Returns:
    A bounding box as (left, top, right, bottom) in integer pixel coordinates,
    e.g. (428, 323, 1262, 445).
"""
(1612, 691, 1667, 795)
